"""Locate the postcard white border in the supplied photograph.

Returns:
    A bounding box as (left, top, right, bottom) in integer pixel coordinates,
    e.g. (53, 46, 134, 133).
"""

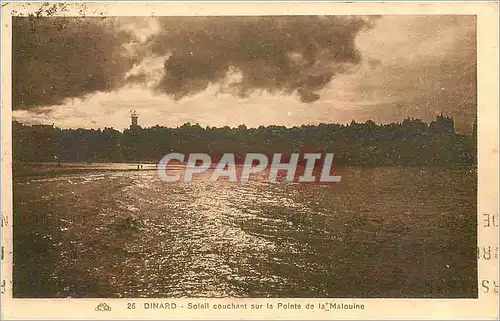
(1, 2, 498, 320)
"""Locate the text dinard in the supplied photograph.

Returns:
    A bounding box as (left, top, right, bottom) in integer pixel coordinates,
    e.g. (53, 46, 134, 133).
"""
(142, 302, 365, 310)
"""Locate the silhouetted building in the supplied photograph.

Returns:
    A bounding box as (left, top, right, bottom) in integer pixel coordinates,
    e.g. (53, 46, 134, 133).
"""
(130, 111, 140, 131)
(11, 117, 476, 167)
(429, 114, 455, 134)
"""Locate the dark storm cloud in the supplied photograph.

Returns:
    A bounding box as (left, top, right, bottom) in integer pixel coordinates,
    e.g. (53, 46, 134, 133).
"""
(148, 16, 377, 102)
(12, 17, 140, 109)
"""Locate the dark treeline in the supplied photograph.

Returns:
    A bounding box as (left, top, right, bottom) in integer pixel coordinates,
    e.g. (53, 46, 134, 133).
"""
(12, 115, 477, 167)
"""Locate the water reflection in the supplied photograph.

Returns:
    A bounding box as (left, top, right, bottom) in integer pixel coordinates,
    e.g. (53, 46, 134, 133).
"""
(13, 166, 477, 298)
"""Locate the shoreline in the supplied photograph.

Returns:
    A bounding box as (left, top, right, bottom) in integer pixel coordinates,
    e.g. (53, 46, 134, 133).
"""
(12, 161, 476, 181)
(12, 163, 157, 181)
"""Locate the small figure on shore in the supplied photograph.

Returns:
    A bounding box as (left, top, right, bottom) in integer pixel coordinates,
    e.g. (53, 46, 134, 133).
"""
(54, 155, 61, 167)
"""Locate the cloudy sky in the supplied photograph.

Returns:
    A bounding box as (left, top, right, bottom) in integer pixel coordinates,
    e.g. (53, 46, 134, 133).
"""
(12, 15, 476, 132)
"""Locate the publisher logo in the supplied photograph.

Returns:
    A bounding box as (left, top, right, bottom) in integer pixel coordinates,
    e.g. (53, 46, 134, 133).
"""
(95, 303, 112, 311)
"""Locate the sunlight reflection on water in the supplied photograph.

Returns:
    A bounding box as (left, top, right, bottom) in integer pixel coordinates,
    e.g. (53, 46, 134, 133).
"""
(13, 166, 477, 298)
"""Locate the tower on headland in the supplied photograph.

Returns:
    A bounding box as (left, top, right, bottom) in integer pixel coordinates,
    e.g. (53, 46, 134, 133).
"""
(130, 110, 140, 130)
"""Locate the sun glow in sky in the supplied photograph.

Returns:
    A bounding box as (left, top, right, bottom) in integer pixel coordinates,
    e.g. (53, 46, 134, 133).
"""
(12, 15, 476, 132)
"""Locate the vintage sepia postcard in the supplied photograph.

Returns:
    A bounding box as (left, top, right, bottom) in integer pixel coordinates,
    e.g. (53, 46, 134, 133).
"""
(1, 1, 499, 320)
